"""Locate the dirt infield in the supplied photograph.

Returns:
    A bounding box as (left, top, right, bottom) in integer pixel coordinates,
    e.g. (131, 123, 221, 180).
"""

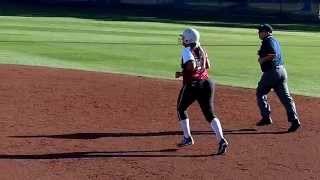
(0, 65, 319, 180)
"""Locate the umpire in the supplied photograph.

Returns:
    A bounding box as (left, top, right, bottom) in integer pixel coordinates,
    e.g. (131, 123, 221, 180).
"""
(256, 24, 301, 132)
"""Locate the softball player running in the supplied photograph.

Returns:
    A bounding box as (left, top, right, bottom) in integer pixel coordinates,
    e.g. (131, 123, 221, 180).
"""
(175, 28, 228, 155)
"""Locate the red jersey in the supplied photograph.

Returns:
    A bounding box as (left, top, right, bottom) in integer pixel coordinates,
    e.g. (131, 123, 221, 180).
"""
(181, 46, 209, 84)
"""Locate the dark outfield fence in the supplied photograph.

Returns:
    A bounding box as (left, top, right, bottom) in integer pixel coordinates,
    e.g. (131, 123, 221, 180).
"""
(4, 0, 320, 22)
(40, 0, 320, 20)
(179, 0, 320, 19)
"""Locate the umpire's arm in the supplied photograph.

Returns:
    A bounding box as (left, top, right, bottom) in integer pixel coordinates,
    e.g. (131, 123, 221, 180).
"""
(258, 54, 275, 64)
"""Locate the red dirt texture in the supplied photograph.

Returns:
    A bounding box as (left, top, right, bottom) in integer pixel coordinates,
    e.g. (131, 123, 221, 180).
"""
(0, 64, 319, 180)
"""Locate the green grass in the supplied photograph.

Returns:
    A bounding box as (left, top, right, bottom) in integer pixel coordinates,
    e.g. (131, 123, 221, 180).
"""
(0, 16, 319, 97)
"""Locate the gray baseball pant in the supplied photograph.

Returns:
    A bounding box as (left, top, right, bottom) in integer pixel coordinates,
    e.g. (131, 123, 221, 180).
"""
(256, 65, 299, 122)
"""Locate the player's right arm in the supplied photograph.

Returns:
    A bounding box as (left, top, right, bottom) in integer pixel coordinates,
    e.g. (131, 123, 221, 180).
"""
(176, 47, 195, 78)
(184, 60, 196, 72)
(175, 60, 195, 78)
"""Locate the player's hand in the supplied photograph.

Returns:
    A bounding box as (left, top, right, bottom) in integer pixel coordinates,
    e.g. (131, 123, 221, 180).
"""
(175, 72, 182, 78)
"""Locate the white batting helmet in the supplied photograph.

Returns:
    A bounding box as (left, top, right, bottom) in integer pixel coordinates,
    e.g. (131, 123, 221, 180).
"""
(181, 28, 200, 46)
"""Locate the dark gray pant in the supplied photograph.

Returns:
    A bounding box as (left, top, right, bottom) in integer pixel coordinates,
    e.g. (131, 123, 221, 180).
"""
(256, 66, 299, 122)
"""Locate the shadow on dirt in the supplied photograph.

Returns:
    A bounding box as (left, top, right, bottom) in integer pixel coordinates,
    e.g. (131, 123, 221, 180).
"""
(9, 128, 289, 140)
(0, 149, 218, 159)
(3, 129, 290, 159)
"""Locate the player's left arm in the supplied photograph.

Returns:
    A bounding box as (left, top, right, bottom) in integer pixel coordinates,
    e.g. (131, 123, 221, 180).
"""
(200, 47, 210, 70)
(206, 57, 211, 69)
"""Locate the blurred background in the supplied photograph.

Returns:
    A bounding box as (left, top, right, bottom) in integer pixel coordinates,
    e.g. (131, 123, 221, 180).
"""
(3, 0, 319, 22)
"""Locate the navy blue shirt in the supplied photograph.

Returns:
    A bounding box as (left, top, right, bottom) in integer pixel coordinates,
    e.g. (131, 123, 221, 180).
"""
(258, 35, 284, 72)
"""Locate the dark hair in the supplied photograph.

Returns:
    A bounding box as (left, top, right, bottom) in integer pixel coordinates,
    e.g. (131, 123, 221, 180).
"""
(184, 42, 197, 48)
(189, 42, 197, 48)
(258, 24, 273, 33)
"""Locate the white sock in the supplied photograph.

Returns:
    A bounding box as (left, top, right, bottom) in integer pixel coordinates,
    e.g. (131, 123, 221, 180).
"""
(210, 117, 224, 142)
(180, 119, 192, 138)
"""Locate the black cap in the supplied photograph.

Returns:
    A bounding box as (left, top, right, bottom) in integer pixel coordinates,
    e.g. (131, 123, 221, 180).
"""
(258, 24, 273, 33)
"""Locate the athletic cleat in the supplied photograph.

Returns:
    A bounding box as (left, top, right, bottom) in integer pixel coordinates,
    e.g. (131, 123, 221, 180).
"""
(256, 117, 272, 126)
(177, 136, 194, 147)
(217, 138, 228, 155)
(288, 121, 301, 132)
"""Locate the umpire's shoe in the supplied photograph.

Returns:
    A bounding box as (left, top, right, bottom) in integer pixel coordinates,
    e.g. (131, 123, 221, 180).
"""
(288, 120, 301, 132)
(217, 138, 228, 155)
(256, 117, 272, 126)
(177, 136, 194, 147)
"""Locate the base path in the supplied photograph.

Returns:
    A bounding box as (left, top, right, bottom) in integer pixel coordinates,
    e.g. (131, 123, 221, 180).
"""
(0, 65, 319, 180)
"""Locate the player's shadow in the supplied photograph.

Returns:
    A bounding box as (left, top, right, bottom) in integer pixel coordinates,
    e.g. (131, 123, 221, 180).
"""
(0, 149, 218, 159)
(3, 129, 289, 160)
(9, 128, 289, 140)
